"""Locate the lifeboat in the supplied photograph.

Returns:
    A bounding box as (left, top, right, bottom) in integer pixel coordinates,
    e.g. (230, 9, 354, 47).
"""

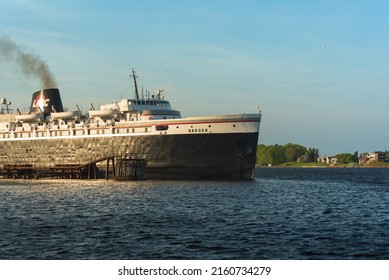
(89, 109, 118, 119)
(51, 111, 79, 120)
(15, 113, 43, 123)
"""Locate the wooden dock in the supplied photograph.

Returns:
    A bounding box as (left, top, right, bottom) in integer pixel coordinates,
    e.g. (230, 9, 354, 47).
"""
(0, 156, 148, 180)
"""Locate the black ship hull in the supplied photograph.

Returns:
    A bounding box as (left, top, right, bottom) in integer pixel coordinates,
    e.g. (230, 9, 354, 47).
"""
(146, 132, 259, 180)
(0, 132, 258, 180)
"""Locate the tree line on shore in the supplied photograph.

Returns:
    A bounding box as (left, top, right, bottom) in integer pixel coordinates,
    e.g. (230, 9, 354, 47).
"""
(256, 143, 388, 166)
(256, 143, 318, 166)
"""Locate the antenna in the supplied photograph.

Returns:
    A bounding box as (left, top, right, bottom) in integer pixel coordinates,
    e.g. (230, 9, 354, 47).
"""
(130, 68, 139, 99)
(257, 96, 261, 113)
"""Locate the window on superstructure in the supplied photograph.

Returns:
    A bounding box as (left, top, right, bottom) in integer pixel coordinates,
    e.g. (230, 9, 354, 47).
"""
(156, 125, 169, 131)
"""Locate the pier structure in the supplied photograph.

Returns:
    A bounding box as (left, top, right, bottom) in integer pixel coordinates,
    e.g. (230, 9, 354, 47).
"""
(0, 156, 147, 181)
(116, 158, 147, 180)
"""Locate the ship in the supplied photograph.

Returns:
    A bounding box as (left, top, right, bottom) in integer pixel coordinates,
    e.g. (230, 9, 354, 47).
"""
(0, 70, 261, 180)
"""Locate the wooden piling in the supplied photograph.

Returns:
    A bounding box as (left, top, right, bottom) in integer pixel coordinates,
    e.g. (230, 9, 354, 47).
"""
(115, 158, 147, 180)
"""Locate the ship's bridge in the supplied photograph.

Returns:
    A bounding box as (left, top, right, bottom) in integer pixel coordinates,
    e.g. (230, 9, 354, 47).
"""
(100, 98, 173, 112)
(128, 99, 172, 110)
(100, 98, 181, 120)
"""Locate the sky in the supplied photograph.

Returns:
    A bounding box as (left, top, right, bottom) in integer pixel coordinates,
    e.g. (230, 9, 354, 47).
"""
(0, 0, 389, 155)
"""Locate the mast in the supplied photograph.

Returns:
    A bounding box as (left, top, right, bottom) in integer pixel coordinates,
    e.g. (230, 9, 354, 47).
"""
(130, 68, 140, 99)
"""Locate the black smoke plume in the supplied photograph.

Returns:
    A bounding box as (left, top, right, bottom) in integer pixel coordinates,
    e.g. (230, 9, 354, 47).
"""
(0, 35, 57, 88)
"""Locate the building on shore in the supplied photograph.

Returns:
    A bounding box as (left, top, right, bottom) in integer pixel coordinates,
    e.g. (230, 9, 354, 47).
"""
(317, 156, 337, 164)
(359, 151, 387, 164)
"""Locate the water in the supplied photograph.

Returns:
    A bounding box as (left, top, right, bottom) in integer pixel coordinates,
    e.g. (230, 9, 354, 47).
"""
(0, 168, 388, 259)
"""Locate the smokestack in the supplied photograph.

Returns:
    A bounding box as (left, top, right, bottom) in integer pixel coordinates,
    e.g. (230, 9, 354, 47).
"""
(0, 35, 57, 88)
(30, 88, 64, 114)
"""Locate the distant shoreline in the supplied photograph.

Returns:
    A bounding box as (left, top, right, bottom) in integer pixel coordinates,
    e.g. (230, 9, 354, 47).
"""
(256, 163, 389, 168)
(257, 166, 389, 168)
